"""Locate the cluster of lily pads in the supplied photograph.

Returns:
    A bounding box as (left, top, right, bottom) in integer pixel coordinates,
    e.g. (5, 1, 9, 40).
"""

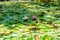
(0, 32, 54, 40)
(0, 2, 60, 25)
(0, 2, 60, 40)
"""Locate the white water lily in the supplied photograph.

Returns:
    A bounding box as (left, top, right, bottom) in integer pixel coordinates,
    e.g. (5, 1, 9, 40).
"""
(0, 29, 4, 34)
(0, 31, 4, 34)
(11, 34, 18, 37)
(0, 38, 3, 40)
(12, 24, 16, 27)
(0, 24, 4, 27)
(19, 29, 24, 31)
(3, 36, 10, 38)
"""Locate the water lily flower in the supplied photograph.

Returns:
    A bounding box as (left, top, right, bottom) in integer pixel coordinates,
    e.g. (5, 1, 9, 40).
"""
(4, 36, 10, 38)
(0, 38, 3, 40)
(11, 33, 18, 37)
(12, 24, 16, 27)
(23, 16, 28, 20)
(32, 15, 37, 19)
